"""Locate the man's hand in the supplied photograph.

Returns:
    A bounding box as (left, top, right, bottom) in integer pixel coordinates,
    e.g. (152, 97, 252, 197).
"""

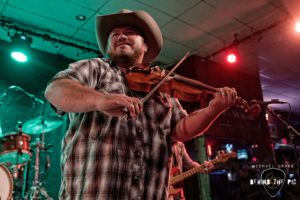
(203, 160, 214, 173)
(209, 87, 237, 113)
(96, 93, 143, 118)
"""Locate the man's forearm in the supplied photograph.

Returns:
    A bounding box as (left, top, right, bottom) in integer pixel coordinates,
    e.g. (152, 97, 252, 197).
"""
(173, 106, 223, 141)
(45, 78, 103, 113)
(173, 87, 237, 141)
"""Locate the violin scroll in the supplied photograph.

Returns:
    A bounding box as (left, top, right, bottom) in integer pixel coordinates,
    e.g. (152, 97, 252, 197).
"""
(235, 98, 261, 117)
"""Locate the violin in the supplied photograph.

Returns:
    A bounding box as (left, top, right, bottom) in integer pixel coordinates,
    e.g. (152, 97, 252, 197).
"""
(125, 67, 261, 117)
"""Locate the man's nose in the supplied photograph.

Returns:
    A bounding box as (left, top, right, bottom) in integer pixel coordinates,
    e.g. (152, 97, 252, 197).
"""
(117, 33, 127, 41)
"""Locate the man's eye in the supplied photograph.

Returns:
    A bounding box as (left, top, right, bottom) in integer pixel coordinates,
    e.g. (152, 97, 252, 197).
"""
(126, 31, 137, 35)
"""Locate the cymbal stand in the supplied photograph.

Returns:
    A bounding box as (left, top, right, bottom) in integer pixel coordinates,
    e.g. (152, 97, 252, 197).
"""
(0, 88, 7, 137)
(25, 122, 52, 200)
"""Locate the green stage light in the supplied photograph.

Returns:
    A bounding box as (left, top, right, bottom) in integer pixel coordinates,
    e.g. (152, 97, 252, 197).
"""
(9, 33, 32, 63)
(10, 51, 28, 62)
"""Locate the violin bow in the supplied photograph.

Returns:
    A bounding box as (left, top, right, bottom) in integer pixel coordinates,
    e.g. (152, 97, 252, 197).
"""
(122, 51, 190, 120)
(141, 51, 190, 104)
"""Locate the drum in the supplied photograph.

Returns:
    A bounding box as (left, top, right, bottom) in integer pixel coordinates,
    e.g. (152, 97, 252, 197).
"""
(0, 132, 31, 165)
(0, 164, 13, 200)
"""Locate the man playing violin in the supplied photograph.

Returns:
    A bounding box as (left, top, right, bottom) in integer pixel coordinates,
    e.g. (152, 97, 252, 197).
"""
(45, 9, 237, 200)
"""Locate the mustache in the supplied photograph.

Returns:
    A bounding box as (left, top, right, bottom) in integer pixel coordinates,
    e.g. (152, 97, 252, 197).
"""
(116, 40, 131, 47)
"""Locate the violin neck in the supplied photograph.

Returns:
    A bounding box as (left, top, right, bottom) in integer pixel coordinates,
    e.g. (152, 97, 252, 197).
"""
(173, 75, 217, 93)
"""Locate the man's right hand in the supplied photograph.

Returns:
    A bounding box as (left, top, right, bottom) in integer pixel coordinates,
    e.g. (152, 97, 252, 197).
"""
(96, 93, 143, 118)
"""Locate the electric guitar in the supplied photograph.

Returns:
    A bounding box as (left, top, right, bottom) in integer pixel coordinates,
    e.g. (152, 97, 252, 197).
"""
(169, 151, 236, 195)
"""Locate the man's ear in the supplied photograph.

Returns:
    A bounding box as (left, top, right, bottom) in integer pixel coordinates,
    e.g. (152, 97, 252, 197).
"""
(106, 41, 112, 57)
(144, 43, 148, 53)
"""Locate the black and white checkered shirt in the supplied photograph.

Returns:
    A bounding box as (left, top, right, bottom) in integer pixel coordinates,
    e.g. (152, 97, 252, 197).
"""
(50, 58, 187, 200)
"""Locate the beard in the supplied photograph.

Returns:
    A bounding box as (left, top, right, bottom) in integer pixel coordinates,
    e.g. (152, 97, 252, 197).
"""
(108, 46, 144, 67)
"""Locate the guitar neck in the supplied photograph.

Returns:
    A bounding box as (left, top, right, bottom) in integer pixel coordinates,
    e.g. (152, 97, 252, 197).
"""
(170, 159, 219, 185)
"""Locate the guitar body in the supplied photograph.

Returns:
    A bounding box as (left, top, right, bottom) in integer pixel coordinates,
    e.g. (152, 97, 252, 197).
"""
(169, 166, 184, 198)
(170, 166, 183, 188)
(169, 187, 181, 195)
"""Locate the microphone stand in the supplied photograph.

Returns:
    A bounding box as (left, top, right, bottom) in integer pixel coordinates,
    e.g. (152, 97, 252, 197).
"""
(265, 106, 300, 176)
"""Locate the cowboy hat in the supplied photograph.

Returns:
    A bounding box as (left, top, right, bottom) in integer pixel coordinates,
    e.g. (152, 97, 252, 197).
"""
(96, 9, 163, 63)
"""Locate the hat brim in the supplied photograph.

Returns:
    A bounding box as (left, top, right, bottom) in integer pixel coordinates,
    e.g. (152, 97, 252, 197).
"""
(96, 10, 163, 63)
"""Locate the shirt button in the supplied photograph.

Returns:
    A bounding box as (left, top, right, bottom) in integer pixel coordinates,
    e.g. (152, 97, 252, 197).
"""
(136, 151, 143, 157)
(133, 176, 139, 180)
(137, 127, 143, 133)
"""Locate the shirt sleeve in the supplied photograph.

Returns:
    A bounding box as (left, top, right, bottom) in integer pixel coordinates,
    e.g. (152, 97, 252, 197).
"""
(47, 58, 105, 115)
(49, 58, 105, 89)
(170, 97, 188, 130)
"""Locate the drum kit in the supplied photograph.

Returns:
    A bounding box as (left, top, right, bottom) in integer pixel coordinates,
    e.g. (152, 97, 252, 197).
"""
(0, 86, 63, 200)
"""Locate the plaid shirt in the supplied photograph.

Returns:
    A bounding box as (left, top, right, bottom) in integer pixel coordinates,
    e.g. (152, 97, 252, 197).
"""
(50, 58, 187, 200)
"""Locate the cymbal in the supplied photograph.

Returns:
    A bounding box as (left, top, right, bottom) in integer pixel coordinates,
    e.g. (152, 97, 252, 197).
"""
(23, 116, 63, 134)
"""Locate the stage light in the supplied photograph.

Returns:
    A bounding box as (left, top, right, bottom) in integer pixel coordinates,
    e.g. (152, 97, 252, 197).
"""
(295, 22, 300, 33)
(225, 143, 233, 152)
(10, 51, 27, 62)
(225, 46, 239, 64)
(76, 15, 86, 21)
(11, 32, 32, 46)
(281, 138, 287, 145)
(9, 32, 32, 63)
(207, 144, 212, 157)
(226, 53, 237, 64)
